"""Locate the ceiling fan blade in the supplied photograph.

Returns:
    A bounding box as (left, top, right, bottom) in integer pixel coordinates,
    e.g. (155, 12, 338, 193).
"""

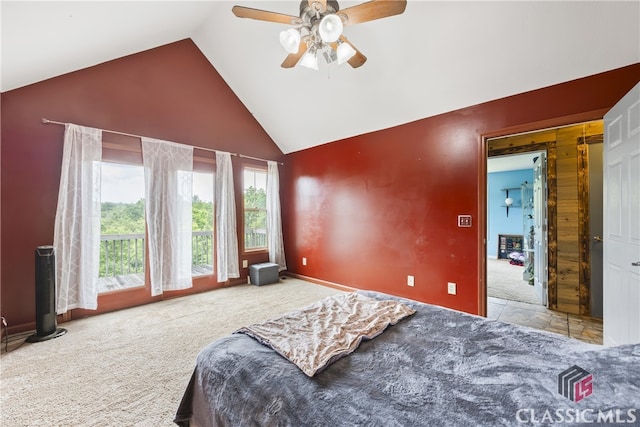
(339, 36, 367, 68)
(281, 40, 308, 68)
(338, 0, 407, 26)
(232, 5, 301, 25)
(308, 0, 327, 13)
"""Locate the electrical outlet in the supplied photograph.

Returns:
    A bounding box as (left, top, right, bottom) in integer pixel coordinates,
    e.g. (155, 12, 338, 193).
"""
(458, 215, 472, 227)
(407, 275, 415, 287)
(302, 257, 307, 266)
(447, 282, 457, 295)
(242, 260, 248, 268)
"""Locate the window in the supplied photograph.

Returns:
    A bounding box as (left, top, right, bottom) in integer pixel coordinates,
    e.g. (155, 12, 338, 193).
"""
(243, 167, 267, 251)
(100, 150, 216, 291)
(99, 161, 146, 293)
(192, 171, 214, 276)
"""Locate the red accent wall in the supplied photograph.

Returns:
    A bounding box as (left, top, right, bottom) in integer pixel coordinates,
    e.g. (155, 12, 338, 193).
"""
(1, 39, 282, 329)
(282, 64, 640, 315)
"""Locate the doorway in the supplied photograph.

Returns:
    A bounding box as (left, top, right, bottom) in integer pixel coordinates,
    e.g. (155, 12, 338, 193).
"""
(588, 141, 604, 318)
(485, 120, 605, 318)
(487, 152, 545, 306)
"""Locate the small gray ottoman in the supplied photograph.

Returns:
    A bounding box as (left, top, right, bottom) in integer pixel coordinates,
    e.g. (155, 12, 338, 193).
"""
(249, 262, 279, 286)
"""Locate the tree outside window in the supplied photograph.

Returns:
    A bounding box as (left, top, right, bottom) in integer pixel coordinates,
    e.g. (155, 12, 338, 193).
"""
(99, 161, 146, 293)
(192, 171, 214, 276)
(244, 168, 267, 250)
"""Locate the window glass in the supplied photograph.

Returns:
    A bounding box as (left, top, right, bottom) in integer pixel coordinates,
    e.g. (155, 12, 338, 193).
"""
(99, 162, 145, 293)
(192, 172, 214, 276)
(243, 168, 267, 250)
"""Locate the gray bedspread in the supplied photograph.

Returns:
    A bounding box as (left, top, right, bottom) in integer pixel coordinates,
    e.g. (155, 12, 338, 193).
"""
(175, 291, 640, 427)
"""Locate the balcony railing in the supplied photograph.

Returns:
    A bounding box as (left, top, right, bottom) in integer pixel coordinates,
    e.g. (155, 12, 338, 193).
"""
(98, 231, 213, 293)
(245, 228, 267, 250)
(192, 231, 214, 276)
(100, 233, 145, 277)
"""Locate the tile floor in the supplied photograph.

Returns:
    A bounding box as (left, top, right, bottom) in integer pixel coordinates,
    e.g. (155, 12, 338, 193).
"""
(487, 296, 603, 345)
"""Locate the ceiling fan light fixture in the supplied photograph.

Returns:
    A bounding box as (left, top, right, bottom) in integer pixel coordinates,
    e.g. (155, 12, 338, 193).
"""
(232, 0, 409, 69)
(337, 41, 356, 64)
(299, 49, 319, 70)
(279, 28, 301, 54)
(318, 14, 343, 42)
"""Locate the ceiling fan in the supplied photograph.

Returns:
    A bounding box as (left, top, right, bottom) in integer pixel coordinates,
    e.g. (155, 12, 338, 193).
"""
(232, 0, 407, 70)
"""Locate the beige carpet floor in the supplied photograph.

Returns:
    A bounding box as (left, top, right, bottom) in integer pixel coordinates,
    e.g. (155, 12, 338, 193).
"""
(0, 279, 344, 427)
(487, 258, 540, 305)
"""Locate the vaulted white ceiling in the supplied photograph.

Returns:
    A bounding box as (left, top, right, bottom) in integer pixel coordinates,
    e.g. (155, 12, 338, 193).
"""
(2, 1, 639, 154)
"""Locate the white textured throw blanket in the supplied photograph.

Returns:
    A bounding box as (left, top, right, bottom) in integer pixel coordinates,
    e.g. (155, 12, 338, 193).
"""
(235, 292, 415, 376)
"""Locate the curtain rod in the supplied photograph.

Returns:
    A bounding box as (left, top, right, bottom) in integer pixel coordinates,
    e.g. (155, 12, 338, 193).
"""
(41, 118, 284, 165)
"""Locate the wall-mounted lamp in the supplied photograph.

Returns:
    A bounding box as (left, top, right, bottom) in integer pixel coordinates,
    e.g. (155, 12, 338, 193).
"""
(504, 196, 514, 217)
(501, 188, 519, 217)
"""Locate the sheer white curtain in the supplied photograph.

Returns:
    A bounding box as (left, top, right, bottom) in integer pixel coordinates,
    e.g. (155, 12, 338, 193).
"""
(215, 151, 239, 282)
(142, 137, 193, 296)
(54, 124, 102, 313)
(267, 161, 287, 271)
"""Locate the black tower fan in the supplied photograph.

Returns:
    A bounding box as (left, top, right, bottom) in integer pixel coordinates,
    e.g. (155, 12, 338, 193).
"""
(26, 246, 67, 342)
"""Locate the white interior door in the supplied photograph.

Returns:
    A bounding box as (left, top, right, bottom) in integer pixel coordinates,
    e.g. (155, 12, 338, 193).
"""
(603, 82, 640, 347)
(533, 153, 548, 306)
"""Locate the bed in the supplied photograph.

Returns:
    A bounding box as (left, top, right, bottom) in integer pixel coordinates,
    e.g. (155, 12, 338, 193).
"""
(175, 291, 640, 426)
